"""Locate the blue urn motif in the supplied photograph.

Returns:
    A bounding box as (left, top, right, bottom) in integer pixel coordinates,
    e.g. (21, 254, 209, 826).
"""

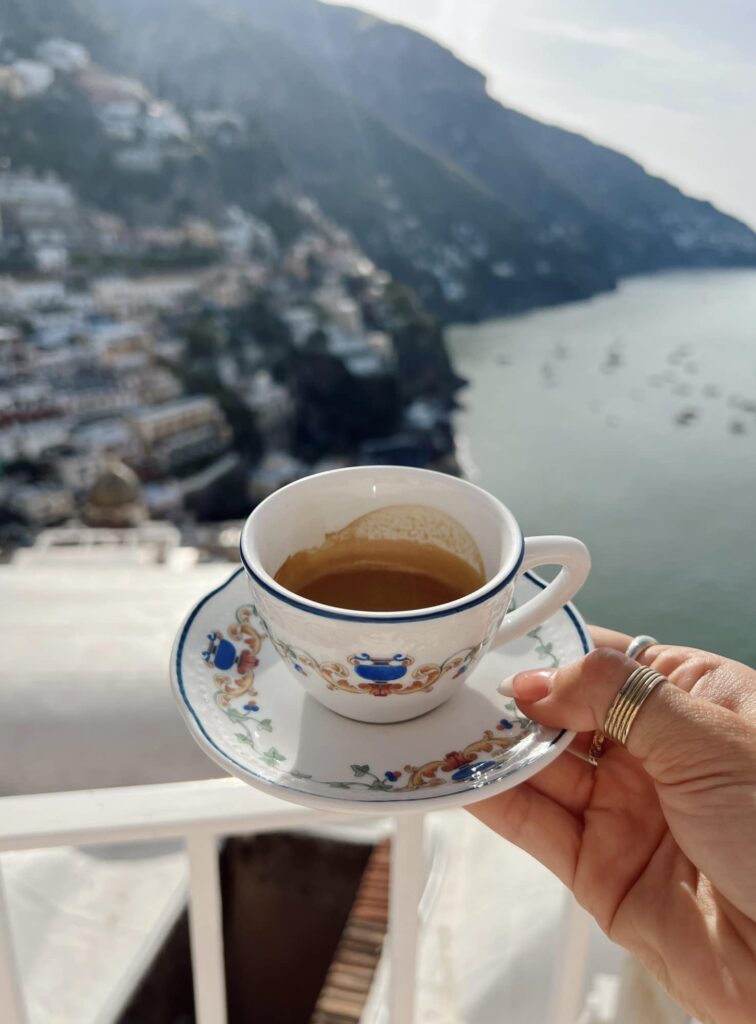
(202, 632, 241, 671)
(348, 653, 413, 682)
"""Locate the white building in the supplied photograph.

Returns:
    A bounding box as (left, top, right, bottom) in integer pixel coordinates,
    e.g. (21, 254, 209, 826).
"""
(344, 351, 386, 378)
(219, 206, 255, 259)
(281, 305, 318, 347)
(87, 320, 151, 360)
(130, 366, 182, 405)
(243, 369, 293, 441)
(0, 172, 75, 212)
(0, 278, 66, 311)
(99, 100, 142, 142)
(0, 416, 72, 461)
(153, 337, 185, 363)
(28, 346, 86, 374)
(77, 69, 148, 105)
(35, 38, 90, 72)
(1, 380, 59, 417)
(314, 283, 363, 334)
(0, 67, 23, 98)
(326, 325, 394, 367)
(29, 311, 83, 350)
(128, 396, 232, 472)
(192, 109, 244, 140)
(4, 482, 74, 525)
(73, 418, 143, 462)
(32, 241, 69, 273)
(11, 60, 54, 97)
(0, 325, 22, 356)
(144, 102, 189, 142)
(114, 146, 162, 174)
(491, 259, 517, 279)
(55, 450, 102, 493)
(0, 172, 76, 267)
(367, 330, 394, 361)
(92, 274, 201, 316)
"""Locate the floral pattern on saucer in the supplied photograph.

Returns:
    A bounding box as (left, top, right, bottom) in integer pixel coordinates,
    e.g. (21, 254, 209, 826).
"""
(172, 569, 590, 812)
(288, 708, 535, 793)
(199, 600, 539, 787)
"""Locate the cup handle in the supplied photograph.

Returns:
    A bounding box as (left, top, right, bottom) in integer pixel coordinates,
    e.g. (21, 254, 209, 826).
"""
(492, 536, 591, 647)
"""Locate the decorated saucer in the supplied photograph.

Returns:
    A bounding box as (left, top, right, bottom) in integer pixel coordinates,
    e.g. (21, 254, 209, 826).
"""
(170, 569, 591, 814)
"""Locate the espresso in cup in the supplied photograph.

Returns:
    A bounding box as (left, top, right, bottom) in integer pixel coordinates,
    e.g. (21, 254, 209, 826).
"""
(241, 466, 590, 723)
(274, 504, 486, 612)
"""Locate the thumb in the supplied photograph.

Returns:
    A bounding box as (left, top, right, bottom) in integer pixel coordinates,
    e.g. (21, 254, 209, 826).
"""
(499, 647, 753, 783)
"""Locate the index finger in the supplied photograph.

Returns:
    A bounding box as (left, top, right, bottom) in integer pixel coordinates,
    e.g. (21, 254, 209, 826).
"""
(560, 629, 730, 701)
(588, 627, 707, 679)
(589, 625, 632, 652)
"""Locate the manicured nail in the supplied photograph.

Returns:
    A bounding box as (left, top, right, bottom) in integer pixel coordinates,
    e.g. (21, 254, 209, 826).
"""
(497, 675, 517, 697)
(512, 669, 555, 702)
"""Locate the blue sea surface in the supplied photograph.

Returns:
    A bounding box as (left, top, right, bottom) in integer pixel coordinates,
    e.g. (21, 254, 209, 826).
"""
(450, 269, 756, 663)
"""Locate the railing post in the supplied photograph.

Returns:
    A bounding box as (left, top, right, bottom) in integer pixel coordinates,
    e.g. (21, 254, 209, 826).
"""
(186, 833, 227, 1024)
(0, 861, 26, 1024)
(548, 892, 592, 1024)
(389, 814, 425, 1024)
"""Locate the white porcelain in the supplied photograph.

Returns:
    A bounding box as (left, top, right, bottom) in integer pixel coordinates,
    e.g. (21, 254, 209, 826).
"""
(239, 466, 590, 723)
(170, 568, 592, 814)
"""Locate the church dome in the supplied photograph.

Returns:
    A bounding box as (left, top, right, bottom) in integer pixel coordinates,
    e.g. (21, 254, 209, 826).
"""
(87, 458, 142, 509)
(84, 457, 147, 527)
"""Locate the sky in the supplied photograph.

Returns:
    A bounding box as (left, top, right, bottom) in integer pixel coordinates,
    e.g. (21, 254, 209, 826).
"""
(326, 0, 756, 229)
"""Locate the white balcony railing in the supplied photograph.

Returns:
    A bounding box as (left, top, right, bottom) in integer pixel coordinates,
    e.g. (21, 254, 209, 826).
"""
(0, 777, 622, 1024)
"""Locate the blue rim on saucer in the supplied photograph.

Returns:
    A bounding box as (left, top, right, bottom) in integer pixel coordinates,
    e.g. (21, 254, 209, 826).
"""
(170, 569, 591, 814)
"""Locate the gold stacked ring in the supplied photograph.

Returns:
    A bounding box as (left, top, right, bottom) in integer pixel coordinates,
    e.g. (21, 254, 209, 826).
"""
(603, 665, 667, 746)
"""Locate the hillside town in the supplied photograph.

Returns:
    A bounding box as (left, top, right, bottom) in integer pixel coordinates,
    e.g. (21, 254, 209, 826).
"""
(0, 37, 461, 550)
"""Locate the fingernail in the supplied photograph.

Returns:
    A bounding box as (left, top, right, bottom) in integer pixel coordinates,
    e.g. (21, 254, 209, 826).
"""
(512, 669, 555, 702)
(497, 675, 516, 697)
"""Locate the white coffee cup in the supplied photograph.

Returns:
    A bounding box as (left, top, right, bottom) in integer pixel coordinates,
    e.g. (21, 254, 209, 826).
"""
(240, 466, 590, 723)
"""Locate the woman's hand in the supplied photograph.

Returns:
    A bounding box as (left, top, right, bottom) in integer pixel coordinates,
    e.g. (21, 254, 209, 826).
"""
(470, 629, 756, 1024)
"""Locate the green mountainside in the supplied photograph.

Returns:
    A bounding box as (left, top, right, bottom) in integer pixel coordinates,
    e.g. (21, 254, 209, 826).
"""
(3, 0, 755, 320)
(233, 0, 756, 274)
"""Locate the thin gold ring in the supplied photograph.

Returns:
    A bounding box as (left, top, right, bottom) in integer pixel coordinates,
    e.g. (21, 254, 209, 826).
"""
(585, 639, 663, 767)
(603, 666, 667, 746)
(588, 665, 667, 764)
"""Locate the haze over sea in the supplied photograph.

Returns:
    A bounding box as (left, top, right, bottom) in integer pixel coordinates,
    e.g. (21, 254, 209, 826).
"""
(450, 269, 756, 664)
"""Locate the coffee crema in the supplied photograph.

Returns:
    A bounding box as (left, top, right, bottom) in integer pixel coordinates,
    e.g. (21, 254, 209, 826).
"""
(273, 504, 486, 612)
